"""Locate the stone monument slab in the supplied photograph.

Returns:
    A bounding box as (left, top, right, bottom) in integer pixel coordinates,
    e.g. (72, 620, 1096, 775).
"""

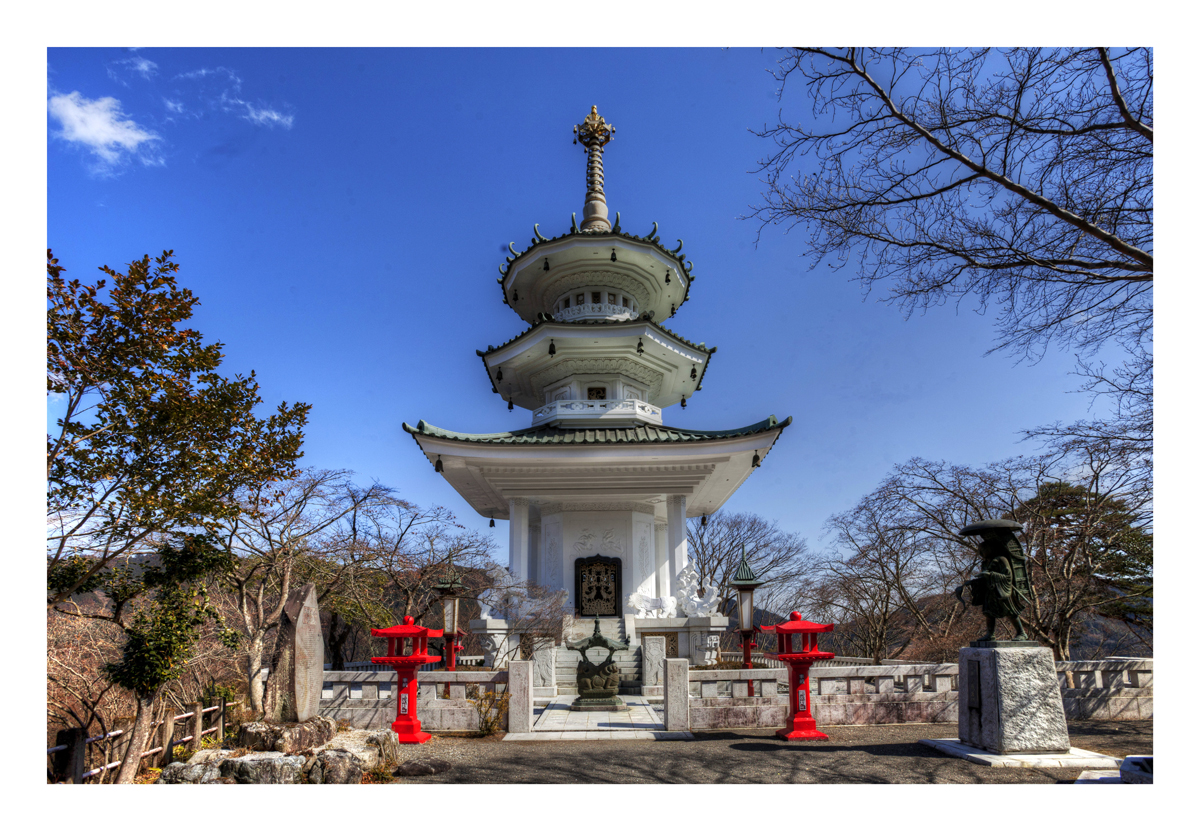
(642, 636, 665, 687)
(958, 644, 1069, 754)
(264, 582, 324, 723)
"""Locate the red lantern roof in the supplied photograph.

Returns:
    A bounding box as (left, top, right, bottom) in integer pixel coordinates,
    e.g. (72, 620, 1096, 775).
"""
(762, 611, 834, 635)
(371, 615, 444, 639)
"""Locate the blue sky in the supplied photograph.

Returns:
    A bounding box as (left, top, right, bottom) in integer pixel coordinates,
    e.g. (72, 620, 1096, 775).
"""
(46, 46, 1140, 548)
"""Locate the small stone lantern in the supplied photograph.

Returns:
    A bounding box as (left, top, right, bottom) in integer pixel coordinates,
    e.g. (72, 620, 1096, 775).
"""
(763, 611, 835, 741)
(371, 616, 444, 744)
(434, 554, 467, 671)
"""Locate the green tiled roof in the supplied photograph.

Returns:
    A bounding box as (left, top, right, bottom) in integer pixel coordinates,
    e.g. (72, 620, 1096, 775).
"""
(477, 317, 716, 358)
(402, 415, 791, 446)
(476, 316, 718, 396)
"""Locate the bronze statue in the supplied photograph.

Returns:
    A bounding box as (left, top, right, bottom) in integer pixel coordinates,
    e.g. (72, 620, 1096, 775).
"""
(564, 616, 629, 710)
(955, 520, 1030, 642)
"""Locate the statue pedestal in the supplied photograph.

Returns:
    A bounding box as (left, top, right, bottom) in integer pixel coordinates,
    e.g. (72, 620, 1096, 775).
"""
(958, 644, 1070, 754)
(569, 696, 629, 712)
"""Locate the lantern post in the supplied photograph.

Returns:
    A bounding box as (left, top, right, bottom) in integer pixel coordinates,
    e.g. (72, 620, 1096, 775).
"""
(728, 544, 763, 694)
(370, 616, 444, 744)
(434, 553, 466, 671)
(763, 611, 835, 741)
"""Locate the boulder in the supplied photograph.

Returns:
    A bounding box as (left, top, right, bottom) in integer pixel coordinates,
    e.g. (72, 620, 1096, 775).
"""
(157, 749, 237, 783)
(302, 749, 363, 784)
(314, 728, 401, 770)
(219, 752, 306, 784)
(235, 717, 337, 754)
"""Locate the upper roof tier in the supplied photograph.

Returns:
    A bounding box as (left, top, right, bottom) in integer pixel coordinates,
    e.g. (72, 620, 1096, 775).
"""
(498, 106, 695, 324)
(499, 221, 695, 325)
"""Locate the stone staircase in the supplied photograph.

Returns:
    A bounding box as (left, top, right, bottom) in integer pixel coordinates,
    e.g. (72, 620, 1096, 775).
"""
(555, 617, 642, 696)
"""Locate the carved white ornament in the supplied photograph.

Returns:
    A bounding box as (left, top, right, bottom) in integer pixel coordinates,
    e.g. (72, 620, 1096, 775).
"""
(674, 561, 720, 617)
(545, 519, 562, 586)
(627, 592, 678, 618)
(574, 528, 624, 555)
(638, 524, 653, 579)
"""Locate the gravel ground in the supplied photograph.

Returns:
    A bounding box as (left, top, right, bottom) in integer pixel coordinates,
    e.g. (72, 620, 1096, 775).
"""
(376, 720, 1152, 784)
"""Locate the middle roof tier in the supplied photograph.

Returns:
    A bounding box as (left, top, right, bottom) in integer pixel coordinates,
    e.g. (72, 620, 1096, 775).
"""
(478, 317, 716, 424)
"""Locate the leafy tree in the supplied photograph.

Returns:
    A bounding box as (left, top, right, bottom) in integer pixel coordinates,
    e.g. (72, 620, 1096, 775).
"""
(52, 535, 237, 783)
(1015, 480, 1152, 658)
(752, 48, 1153, 492)
(47, 249, 310, 606)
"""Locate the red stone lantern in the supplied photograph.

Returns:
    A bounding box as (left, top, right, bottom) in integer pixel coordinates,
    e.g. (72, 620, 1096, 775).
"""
(763, 611, 835, 741)
(371, 616, 444, 744)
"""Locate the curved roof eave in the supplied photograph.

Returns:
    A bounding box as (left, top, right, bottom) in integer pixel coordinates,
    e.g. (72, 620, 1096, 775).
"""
(497, 218, 697, 312)
(401, 415, 792, 447)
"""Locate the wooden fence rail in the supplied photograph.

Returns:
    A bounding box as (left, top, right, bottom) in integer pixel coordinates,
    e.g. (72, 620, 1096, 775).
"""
(47, 698, 230, 784)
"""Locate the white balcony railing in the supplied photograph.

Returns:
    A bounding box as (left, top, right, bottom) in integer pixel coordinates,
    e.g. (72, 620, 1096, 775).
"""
(531, 398, 663, 427)
(553, 303, 638, 322)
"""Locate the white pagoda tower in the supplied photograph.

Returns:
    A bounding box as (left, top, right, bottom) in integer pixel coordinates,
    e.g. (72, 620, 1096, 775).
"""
(403, 107, 791, 680)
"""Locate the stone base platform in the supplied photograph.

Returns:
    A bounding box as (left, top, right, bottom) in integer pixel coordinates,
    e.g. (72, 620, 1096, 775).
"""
(569, 698, 629, 712)
(920, 738, 1120, 768)
(503, 694, 692, 741)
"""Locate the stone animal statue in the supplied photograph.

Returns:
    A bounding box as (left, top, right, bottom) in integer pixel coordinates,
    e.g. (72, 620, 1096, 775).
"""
(674, 562, 720, 617)
(578, 663, 620, 693)
(626, 592, 678, 618)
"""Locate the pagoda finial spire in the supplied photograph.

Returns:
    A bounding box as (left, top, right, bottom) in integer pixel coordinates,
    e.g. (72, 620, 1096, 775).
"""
(573, 105, 616, 233)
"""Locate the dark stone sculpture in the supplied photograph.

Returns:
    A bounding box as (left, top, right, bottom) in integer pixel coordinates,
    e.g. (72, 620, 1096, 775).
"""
(565, 616, 630, 711)
(955, 520, 1031, 644)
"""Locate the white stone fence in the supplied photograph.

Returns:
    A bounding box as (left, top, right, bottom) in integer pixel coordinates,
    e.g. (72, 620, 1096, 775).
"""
(319, 669, 511, 732)
(658, 658, 1152, 732)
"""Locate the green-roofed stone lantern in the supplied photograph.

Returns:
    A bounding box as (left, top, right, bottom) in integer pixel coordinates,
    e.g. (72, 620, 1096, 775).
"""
(730, 544, 765, 691)
(401, 107, 792, 683)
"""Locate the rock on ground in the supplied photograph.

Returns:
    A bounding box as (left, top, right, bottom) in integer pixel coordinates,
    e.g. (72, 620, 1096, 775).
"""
(303, 749, 363, 784)
(219, 751, 307, 784)
(235, 717, 337, 754)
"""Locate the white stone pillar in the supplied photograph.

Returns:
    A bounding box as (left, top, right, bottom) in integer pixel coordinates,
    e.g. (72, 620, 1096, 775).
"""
(654, 521, 669, 600)
(528, 523, 541, 589)
(508, 497, 530, 583)
(666, 495, 688, 600)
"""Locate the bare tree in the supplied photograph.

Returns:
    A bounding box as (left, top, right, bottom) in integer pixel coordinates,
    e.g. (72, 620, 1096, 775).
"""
(753, 47, 1151, 358)
(816, 451, 1151, 661)
(211, 469, 394, 714)
(686, 511, 814, 621)
(752, 48, 1153, 493)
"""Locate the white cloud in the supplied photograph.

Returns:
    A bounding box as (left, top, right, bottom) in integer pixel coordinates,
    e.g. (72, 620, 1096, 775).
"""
(48, 91, 161, 170)
(175, 66, 243, 90)
(239, 101, 294, 129)
(107, 56, 158, 84)
(164, 98, 185, 114)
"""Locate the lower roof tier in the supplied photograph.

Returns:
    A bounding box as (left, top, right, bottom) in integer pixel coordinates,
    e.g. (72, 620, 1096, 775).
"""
(402, 415, 792, 521)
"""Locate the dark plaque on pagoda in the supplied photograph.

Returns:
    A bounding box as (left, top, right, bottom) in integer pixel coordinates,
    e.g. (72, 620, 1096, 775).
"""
(575, 554, 622, 617)
(263, 582, 324, 723)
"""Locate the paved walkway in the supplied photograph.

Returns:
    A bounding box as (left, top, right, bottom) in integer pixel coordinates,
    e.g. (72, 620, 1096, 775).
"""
(502, 695, 692, 741)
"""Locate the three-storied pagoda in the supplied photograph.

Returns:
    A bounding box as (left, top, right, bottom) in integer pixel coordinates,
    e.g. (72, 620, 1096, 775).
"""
(403, 107, 790, 671)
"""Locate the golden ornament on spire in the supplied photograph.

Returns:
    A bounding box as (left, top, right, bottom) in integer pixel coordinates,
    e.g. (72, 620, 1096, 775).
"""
(573, 105, 616, 149)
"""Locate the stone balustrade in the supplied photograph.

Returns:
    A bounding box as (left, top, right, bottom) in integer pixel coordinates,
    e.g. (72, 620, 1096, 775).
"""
(531, 398, 663, 427)
(319, 669, 510, 732)
(553, 302, 638, 323)
(667, 658, 1152, 731)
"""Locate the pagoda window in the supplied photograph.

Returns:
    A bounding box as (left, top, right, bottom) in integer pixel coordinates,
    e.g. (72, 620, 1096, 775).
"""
(587, 387, 607, 400)
(576, 293, 585, 305)
(592, 291, 602, 304)
(608, 292, 617, 305)
(621, 296, 629, 308)
(562, 296, 570, 309)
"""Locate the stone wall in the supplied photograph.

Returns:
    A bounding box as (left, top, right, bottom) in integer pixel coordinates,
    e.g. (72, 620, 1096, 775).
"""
(319, 670, 510, 732)
(669, 658, 1152, 732)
